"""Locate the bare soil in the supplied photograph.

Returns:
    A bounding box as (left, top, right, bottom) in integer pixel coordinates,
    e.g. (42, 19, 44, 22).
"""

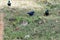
(0, 13, 4, 40)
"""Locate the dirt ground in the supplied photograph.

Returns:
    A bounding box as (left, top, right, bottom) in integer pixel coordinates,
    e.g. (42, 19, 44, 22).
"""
(0, 0, 43, 10)
(0, 13, 4, 40)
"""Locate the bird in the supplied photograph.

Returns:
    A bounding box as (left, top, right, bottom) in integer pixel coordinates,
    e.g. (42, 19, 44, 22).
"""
(44, 10, 49, 16)
(27, 11, 35, 16)
(7, 0, 11, 6)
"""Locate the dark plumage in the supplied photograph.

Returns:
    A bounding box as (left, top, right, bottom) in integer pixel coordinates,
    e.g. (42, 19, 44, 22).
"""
(27, 11, 35, 16)
(44, 10, 49, 16)
(7, 1, 11, 6)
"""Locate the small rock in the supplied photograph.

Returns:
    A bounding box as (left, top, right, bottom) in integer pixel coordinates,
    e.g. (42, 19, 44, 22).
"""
(56, 20, 59, 23)
(21, 21, 28, 26)
(24, 35, 30, 38)
(38, 21, 43, 24)
(15, 27, 20, 31)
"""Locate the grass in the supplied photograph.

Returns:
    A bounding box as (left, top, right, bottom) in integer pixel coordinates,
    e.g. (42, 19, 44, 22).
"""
(0, 0, 60, 40)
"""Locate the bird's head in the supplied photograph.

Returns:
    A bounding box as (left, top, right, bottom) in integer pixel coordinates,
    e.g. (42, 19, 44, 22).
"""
(8, 0, 10, 3)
